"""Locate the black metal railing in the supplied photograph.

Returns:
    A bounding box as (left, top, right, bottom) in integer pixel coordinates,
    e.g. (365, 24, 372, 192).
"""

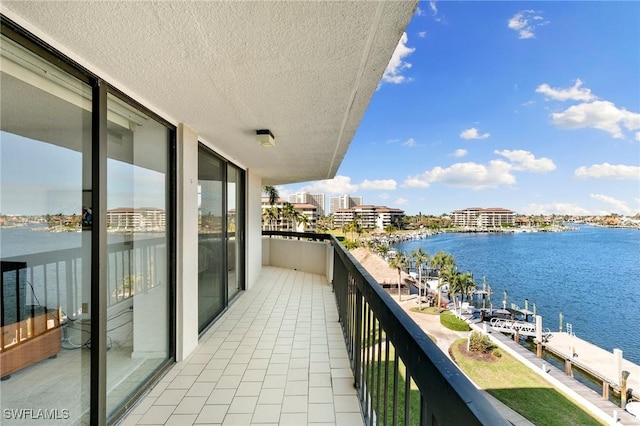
(263, 231, 508, 425)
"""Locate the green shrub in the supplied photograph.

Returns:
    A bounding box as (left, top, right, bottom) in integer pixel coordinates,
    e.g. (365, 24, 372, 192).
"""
(493, 348, 502, 358)
(342, 239, 360, 250)
(469, 331, 493, 353)
(440, 311, 470, 331)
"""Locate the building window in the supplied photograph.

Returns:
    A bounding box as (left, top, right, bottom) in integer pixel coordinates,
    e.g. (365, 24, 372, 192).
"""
(1, 32, 93, 423)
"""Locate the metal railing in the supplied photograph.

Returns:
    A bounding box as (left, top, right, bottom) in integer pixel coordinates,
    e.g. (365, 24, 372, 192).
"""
(265, 231, 508, 426)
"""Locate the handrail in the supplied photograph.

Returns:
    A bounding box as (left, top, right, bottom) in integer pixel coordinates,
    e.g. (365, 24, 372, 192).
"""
(263, 231, 508, 425)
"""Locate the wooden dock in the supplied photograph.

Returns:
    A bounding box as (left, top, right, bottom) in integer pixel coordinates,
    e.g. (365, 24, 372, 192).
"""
(544, 332, 640, 397)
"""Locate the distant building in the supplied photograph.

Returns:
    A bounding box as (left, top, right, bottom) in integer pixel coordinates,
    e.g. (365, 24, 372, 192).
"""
(451, 207, 515, 228)
(289, 192, 326, 216)
(107, 208, 166, 231)
(333, 205, 404, 230)
(261, 198, 318, 232)
(329, 194, 363, 214)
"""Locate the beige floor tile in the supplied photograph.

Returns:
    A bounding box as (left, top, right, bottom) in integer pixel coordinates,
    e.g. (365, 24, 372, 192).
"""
(308, 403, 335, 423)
(257, 388, 285, 405)
(251, 404, 282, 424)
(228, 396, 258, 414)
(281, 395, 308, 413)
(174, 396, 207, 414)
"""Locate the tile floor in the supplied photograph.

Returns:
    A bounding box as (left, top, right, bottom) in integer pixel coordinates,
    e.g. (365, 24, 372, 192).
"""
(118, 266, 364, 426)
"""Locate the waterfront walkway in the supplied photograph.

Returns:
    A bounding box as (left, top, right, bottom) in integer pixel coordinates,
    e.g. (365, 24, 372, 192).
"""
(544, 331, 640, 399)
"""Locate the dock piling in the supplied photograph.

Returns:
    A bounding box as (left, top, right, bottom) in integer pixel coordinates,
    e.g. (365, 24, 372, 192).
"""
(603, 381, 610, 400)
(621, 370, 630, 410)
(564, 359, 573, 377)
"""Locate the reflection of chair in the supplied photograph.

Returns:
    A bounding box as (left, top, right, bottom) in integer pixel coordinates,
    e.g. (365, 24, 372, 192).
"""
(1, 261, 61, 380)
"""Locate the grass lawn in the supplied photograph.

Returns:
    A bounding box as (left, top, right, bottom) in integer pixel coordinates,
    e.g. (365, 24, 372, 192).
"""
(450, 339, 605, 426)
(409, 306, 441, 314)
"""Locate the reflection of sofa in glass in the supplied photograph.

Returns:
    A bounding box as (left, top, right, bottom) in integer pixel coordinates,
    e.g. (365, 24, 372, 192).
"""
(1, 261, 61, 380)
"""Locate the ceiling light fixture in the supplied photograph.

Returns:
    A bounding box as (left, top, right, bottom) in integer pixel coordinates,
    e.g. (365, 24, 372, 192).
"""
(256, 129, 275, 147)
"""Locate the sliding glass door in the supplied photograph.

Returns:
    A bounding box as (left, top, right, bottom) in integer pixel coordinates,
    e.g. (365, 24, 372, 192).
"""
(197, 145, 225, 332)
(197, 146, 245, 333)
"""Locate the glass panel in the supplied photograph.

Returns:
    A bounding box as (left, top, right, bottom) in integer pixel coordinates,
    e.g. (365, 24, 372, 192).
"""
(106, 93, 170, 418)
(227, 165, 244, 299)
(198, 145, 225, 332)
(1, 35, 92, 424)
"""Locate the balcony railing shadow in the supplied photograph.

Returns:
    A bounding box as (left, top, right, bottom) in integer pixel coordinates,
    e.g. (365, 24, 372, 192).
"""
(265, 230, 509, 425)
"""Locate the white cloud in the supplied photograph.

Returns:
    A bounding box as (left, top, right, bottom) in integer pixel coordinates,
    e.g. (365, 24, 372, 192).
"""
(429, 1, 438, 15)
(551, 100, 640, 139)
(418, 31, 427, 38)
(460, 127, 490, 140)
(590, 193, 633, 215)
(300, 175, 359, 194)
(635, 132, 640, 142)
(299, 175, 398, 194)
(536, 79, 596, 102)
(404, 149, 555, 189)
(519, 202, 592, 216)
(453, 149, 468, 158)
(403, 138, 417, 147)
(494, 149, 556, 172)
(360, 179, 397, 191)
(574, 163, 640, 180)
(404, 160, 516, 189)
(395, 197, 408, 206)
(508, 10, 548, 39)
(381, 32, 415, 85)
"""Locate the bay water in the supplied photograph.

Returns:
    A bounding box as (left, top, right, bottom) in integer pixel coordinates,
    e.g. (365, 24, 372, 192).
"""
(393, 225, 640, 365)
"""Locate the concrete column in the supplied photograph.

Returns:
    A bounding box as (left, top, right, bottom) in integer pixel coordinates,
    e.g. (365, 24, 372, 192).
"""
(175, 123, 199, 361)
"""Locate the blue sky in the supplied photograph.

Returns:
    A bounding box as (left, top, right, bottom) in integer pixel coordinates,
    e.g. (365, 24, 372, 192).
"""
(279, 1, 640, 216)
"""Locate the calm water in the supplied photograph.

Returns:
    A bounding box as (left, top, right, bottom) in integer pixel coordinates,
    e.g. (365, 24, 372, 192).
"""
(394, 225, 640, 365)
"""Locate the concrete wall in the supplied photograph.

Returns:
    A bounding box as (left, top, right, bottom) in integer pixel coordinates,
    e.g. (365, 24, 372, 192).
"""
(262, 238, 328, 276)
(175, 123, 199, 361)
(246, 172, 263, 291)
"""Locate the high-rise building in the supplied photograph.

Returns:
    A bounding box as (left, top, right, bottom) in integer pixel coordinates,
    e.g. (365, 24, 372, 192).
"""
(329, 194, 363, 214)
(289, 192, 326, 216)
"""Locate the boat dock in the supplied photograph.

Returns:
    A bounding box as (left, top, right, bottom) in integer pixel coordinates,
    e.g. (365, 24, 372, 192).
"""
(544, 332, 640, 399)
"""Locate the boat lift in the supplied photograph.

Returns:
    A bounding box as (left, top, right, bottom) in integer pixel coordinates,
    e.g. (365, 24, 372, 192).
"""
(489, 317, 551, 340)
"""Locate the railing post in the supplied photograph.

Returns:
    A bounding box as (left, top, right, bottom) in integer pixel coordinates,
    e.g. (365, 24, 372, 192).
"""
(354, 284, 363, 392)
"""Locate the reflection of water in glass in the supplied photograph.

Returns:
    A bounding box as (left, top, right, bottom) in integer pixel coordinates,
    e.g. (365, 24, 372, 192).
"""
(2, 226, 165, 320)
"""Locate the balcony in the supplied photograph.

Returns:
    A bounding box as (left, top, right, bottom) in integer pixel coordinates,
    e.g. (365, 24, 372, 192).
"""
(1, 232, 508, 425)
(120, 232, 508, 425)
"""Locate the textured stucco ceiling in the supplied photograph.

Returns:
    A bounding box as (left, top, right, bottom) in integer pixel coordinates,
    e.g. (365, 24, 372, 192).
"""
(1, 1, 417, 185)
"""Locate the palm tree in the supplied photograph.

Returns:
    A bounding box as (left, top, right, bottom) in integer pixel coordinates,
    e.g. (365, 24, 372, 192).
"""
(450, 271, 475, 315)
(262, 185, 279, 206)
(262, 206, 280, 231)
(295, 211, 310, 232)
(431, 251, 455, 310)
(410, 248, 430, 310)
(388, 252, 409, 301)
(282, 202, 296, 231)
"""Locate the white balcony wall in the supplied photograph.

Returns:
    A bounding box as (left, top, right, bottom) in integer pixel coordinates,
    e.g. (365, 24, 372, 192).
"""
(246, 171, 264, 291)
(262, 238, 330, 277)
